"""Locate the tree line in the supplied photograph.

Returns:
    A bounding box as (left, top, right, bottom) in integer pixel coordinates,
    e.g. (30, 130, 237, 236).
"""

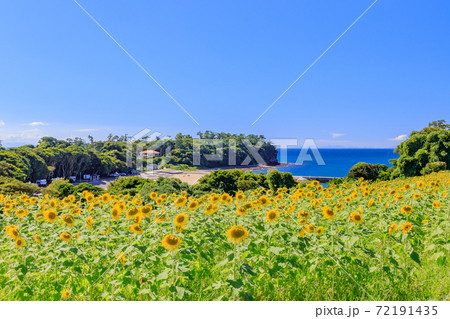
(0, 131, 278, 183)
(347, 120, 450, 181)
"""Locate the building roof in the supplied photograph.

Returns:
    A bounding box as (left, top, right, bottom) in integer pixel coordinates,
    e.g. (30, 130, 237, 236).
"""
(140, 150, 160, 154)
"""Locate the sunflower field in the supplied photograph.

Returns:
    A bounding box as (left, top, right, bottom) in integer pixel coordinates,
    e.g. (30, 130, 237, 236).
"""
(0, 171, 449, 301)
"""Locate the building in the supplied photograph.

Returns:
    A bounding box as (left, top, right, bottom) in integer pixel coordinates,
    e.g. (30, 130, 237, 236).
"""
(139, 150, 161, 157)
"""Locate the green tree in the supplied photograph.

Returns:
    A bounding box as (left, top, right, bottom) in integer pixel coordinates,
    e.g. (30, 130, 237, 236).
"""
(0, 150, 31, 181)
(393, 120, 450, 177)
(347, 162, 388, 181)
(0, 176, 40, 195)
(14, 146, 50, 182)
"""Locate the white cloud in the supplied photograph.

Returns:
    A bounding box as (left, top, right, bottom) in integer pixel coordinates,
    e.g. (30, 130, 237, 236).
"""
(0, 120, 5, 126)
(1, 128, 44, 143)
(29, 122, 46, 126)
(389, 134, 407, 141)
(332, 133, 345, 139)
(76, 128, 98, 132)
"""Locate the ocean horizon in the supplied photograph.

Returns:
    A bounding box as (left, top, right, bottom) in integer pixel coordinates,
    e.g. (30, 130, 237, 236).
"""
(254, 148, 399, 178)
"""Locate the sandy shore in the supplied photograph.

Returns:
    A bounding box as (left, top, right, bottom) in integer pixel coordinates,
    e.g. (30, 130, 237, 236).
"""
(138, 165, 288, 186)
(78, 166, 333, 190)
(137, 165, 333, 186)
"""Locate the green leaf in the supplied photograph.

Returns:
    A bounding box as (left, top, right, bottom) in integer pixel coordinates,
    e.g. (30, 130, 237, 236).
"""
(217, 259, 228, 267)
(212, 282, 222, 289)
(240, 291, 254, 301)
(389, 257, 399, 267)
(15, 264, 28, 275)
(437, 256, 446, 266)
(226, 279, 243, 289)
(177, 265, 190, 273)
(268, 246, 284, 255)
(156, 270, 169, 281)
(134, 245, 147, 254)
(176, 286, 186, 299)
(138, 289, 151, 295)
(239, 263, 256, 276)
(410, 251, 421, 266)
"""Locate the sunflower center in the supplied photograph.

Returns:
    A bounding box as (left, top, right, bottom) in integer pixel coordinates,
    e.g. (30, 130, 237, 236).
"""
(166, 237, 179, 245)
(176, 216, 185, 223)
(230, 229, 245, 238)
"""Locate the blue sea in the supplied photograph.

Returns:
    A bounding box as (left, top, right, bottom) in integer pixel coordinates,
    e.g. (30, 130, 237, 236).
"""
(254, 149, 399, 177)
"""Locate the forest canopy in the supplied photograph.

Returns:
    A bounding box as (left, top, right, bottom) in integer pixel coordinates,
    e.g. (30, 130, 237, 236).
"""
(0, 132, 277, 182)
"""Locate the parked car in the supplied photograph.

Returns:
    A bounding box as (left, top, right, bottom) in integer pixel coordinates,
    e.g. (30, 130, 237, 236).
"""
(36, 179, 47, 187)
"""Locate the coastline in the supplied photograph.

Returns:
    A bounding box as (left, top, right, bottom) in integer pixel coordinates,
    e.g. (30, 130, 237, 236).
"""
(138, 164, 333, 186)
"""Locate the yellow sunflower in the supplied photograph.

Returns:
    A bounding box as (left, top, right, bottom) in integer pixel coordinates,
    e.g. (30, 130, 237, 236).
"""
(187, 201, 198, 211)
(433, 201, 442, 209)
(388, 223, 398, 235)
(350, 212, 363, 224)
(297, 210, 310, 219)
(118, 251, 126, 265)
(266, 209, 279, 223)
(111, 206, 122, 221)
(226, 225, 249, 244)
(149, 192, 158, 200)
(15, 237, 26, 248)
(102, 193, 111, 203)
(235, 192, 245, 202)
(322, 206, 336, 220)
(400, 205, 413, 215)
(259, 195, 269, 206)
(59, 232, 72, 243)
(154, 214, 167, 223)
(316, 226, 324, 236)
(412, 193, 422, 200)
(44, 209, 58, 223)
(305, 224, 315, 233)
(5, 225, 19, 239)
(61, 214, 74, 227)
(86, 216, 94, 230)
(205, 203, 219, 215)
(236, 206, 246, 216)
(85, 193, 95, 202)
(49, 199, 59, 208)
(161, 234, 182, 250)
(174, 196, 188, 207)
(400, 222, 413, 234)
(134, 214, 143, 224)
(61, 291, 71, 299)
(126, 207, 139, 219)
(174, 213, 188, 227)
(130, 224, 143, 235)
(15, 208, 29, 218)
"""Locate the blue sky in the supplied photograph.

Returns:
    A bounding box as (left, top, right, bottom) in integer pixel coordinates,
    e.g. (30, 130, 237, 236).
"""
(0, 0, 449, 148)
